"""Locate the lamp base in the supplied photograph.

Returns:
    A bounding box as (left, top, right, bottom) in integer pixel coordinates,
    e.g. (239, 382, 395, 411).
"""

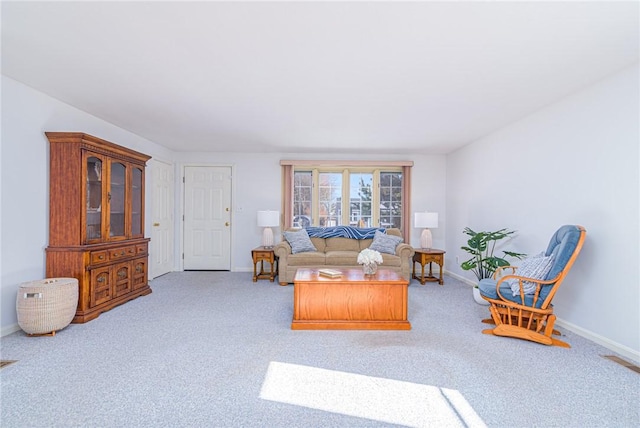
(262, 227, 274, 248)
(420, 229, 433, 250)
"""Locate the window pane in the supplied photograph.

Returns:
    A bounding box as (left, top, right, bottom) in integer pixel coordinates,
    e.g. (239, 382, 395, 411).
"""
(293, 171, 312, 227)
(349, 173, 373, 228)
(379, 172, 403, 229)
(318, 172, 342, 226)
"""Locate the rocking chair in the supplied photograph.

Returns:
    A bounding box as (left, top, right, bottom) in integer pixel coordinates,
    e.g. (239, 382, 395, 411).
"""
(478, 225, 586, 347)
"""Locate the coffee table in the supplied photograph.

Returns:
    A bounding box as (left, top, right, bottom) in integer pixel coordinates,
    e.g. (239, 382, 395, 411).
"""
(291, 268, 410, 330)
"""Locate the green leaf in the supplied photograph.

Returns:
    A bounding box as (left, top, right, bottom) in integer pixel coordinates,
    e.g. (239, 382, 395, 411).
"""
(460, 227, 524, 280)
(460, 260, 478, 270)
(460, 246, 480, 255)
(503, 250, 526, 259)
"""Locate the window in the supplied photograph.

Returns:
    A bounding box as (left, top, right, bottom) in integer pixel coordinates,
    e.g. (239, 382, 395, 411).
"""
(379, 172, 403, 229)
(350, 172, 373, 228)
(292, 171, 312, 228)
(318, 172, 342, 226)
(282, 161, 412, 241)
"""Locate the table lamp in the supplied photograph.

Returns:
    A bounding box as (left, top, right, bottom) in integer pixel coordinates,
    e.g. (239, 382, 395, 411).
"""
(257, 210, 280, 248)
(414, 212, 438, 250)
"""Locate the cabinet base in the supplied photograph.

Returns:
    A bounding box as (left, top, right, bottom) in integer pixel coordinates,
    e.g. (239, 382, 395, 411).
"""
(72, 286, 152, 323)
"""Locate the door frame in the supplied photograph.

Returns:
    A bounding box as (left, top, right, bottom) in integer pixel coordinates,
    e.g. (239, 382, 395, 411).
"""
(179, 163, 235, 271)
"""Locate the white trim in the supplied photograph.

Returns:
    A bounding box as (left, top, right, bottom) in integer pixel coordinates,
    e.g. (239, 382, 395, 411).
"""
(555, 319, 640, 364)
(443, 270, 640, 364)
(445, 270, 477, 287)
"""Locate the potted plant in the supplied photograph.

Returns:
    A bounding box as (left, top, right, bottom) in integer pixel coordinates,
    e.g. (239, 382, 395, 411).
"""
(460, 227, 526, 304)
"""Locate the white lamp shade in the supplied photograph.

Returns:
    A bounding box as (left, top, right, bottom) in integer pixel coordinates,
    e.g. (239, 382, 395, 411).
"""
(257, 210, 280, 227)
(414, 212, 438, 228)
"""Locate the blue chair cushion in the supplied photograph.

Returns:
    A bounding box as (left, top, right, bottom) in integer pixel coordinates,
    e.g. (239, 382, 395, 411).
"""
(544, 225, 582, 281)
(478, 278, 546, 309)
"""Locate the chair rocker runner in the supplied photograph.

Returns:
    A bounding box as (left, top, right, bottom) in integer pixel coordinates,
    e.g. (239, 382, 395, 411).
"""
(478, 225, 586, 347)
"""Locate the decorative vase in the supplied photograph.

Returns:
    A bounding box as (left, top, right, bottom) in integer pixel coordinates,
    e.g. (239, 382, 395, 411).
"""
(362, 263, 378, 275)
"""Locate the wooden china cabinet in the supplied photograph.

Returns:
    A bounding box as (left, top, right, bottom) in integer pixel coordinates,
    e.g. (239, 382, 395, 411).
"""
(45, 132, 151, 323)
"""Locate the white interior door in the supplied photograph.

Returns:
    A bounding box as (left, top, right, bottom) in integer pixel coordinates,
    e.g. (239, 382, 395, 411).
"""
(150, 159, 175, 279)
(183, 166, 231, 270)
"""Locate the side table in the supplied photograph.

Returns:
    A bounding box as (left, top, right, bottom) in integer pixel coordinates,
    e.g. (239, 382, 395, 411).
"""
(252, 247, 277, 282)
(412, 248, 446, 285)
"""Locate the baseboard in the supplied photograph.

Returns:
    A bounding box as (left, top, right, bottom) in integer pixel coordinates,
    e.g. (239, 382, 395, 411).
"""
(444, 270, 640, 364)
(555, 319, 640, 364)
(1, 323, 21, 337)
(444, 270, 476, 287)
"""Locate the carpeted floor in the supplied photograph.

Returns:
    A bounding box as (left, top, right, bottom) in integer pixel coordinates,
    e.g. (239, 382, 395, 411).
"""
(1, 271, 638, 427)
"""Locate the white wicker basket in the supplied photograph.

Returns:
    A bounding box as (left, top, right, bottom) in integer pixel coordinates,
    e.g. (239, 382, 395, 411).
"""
(16, 278, 79, 336)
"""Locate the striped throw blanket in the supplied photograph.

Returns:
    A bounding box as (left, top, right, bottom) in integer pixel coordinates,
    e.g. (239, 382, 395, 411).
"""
(304, 226, 386, 239)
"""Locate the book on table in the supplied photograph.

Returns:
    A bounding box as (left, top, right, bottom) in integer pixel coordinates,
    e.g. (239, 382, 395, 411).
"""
(318, 268, 343, 278)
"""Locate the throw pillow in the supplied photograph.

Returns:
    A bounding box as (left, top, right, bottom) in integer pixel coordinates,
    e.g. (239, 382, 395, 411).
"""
(283, 229, 317, 254)
(368, 230, 403, 255)
(509, 252, 555, 296)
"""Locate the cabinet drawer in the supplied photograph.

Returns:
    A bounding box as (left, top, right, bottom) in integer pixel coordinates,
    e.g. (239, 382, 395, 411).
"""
(254, 251, 274, 261)
(422, 255, 442, 264)
(110, 245, 137, 260)
(136, 243, 148, 255)
(91, 250, 109, 264)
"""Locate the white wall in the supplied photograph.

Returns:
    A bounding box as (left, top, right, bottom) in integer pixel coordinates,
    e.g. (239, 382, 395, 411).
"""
(171, 152, 447, 274)
(0, 75, 448, 334)
(446, 64, 640, 361)
(0, 76, 173, 335)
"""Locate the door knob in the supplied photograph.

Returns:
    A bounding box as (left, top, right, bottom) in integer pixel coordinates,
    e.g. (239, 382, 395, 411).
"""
(225, 222, 230, 226)
(153, 222, 160, 226)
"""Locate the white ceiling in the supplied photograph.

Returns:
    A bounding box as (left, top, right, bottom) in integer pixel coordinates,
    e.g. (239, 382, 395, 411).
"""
(2, 1, 638, 154)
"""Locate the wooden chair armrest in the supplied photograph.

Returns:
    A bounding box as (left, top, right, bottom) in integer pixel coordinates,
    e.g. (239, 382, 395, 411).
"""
(495, 274, 557, 306)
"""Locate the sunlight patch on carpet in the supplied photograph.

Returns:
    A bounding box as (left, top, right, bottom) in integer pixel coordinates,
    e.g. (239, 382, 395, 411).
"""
(260, 361, 486, 428)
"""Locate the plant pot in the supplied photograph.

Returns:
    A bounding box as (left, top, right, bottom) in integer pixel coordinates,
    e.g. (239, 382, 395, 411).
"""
(473, 286, 490, 305)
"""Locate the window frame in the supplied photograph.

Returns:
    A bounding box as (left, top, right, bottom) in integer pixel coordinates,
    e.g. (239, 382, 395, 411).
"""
(282, 160, 413, 242)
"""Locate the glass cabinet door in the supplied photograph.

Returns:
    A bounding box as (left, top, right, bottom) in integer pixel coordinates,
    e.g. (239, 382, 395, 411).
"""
(86, 155, 103, 241)
(131, 166, 143, 237)
(109, 161, 127, 239)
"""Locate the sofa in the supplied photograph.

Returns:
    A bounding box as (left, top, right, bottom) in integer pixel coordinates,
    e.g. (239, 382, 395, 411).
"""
(273, 226, 415, 285)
